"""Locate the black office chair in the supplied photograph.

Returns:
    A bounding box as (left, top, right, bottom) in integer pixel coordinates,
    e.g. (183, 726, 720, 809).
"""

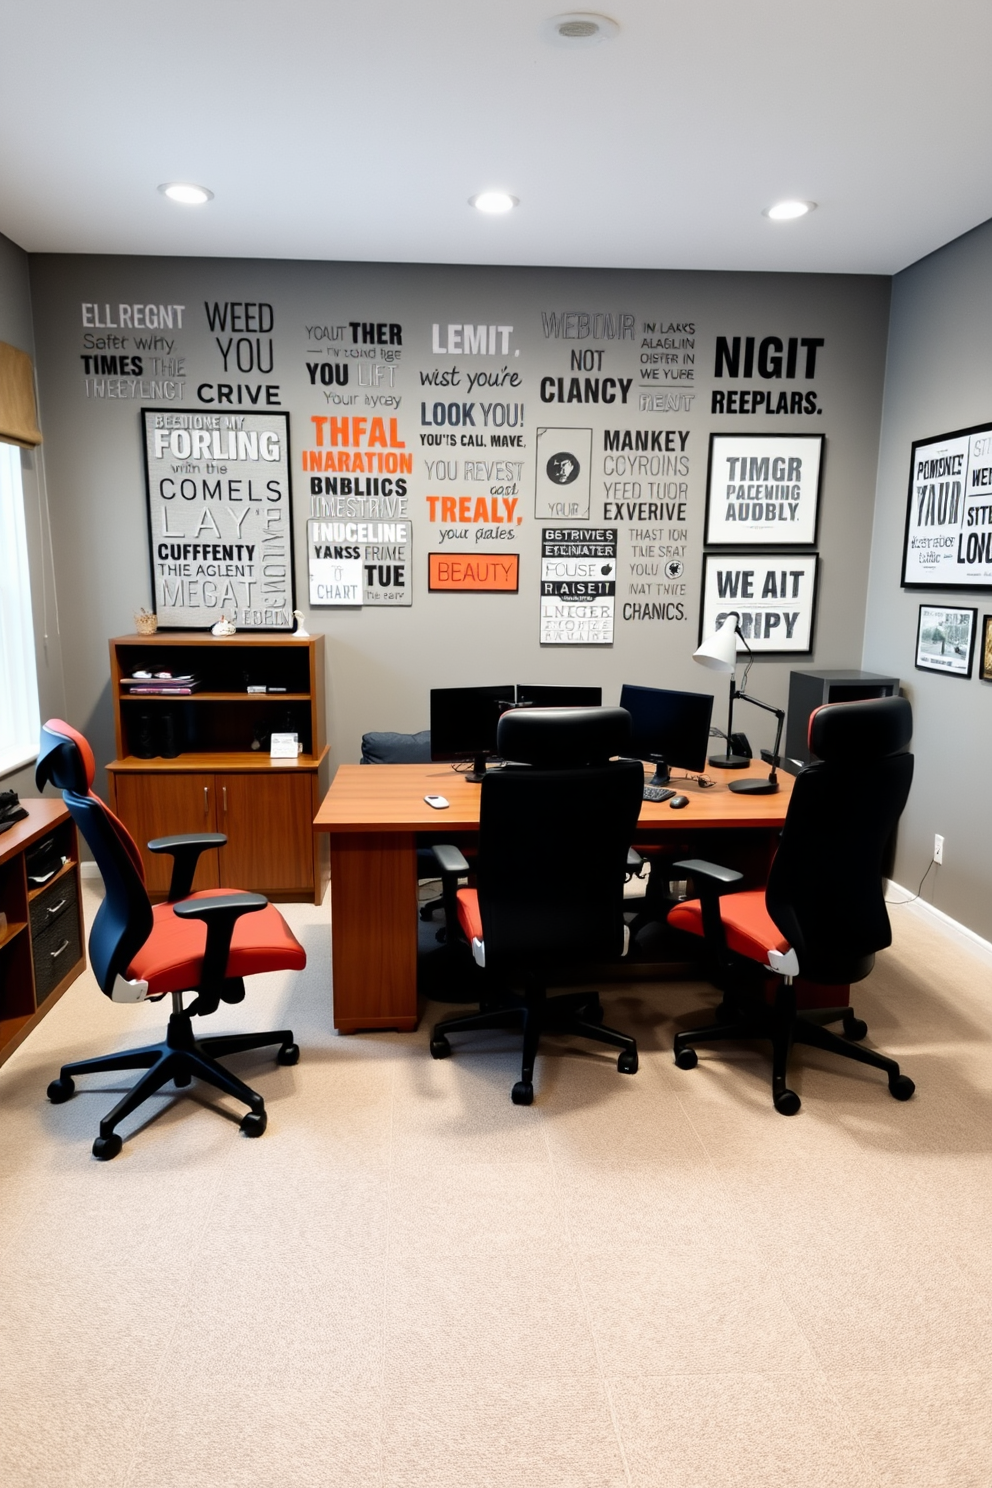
(36, 720, 303, 1159)
(429, 707, 644, 1104)
(667, 696, 916, 1113)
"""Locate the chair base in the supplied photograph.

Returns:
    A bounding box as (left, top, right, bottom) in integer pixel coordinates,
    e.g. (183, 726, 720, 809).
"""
(47, 1010, 298, 1158)
(431, 987, 638, 1104)
(672, 985, 914, 1114)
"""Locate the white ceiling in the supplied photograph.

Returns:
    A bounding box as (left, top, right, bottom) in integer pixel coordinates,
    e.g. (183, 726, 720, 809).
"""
(1, 0, 990, 275)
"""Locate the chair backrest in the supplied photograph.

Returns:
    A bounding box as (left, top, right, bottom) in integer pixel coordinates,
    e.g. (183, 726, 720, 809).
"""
(36, 720, 153, 996)
(360, 729, 432, 764)
(474, 708, 643, 968)
(765, 696, 914, 983)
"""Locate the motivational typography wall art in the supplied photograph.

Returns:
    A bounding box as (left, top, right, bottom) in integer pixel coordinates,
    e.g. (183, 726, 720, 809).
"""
(704, 433, 823, 547)
(142, 408, 295, 629)
(901, 421, 992, 589)
(700, 552, 818, 654)
(540, 528, 617, 645)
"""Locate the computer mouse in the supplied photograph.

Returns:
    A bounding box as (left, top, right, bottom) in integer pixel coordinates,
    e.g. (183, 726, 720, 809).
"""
(669, 794, 689, 809)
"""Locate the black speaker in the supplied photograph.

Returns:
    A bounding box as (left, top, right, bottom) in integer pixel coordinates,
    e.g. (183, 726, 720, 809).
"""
(157, 710, 182, 759)
(131, 712, 157, 759)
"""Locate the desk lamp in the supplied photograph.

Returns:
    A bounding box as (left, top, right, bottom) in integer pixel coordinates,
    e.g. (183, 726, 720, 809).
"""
(693, 612, 785, 796)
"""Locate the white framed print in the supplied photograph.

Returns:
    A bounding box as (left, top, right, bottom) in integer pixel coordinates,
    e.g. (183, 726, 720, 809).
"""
(915, 604, 976, 678)
(700, 552, 818, 655)
(704, 433, 824, 547)
(902, 422, 992, 589)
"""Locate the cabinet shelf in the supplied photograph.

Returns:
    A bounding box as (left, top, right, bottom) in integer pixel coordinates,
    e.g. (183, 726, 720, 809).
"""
(0, 920, 27, 951)
(27, 857, 76, 902)
(107, 632, 330, 904)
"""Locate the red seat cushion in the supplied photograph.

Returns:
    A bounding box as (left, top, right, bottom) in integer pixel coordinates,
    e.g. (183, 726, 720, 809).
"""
(126, 888, 306, 996)
(668, 890, 790, 964)
(456, 887, 483, 944)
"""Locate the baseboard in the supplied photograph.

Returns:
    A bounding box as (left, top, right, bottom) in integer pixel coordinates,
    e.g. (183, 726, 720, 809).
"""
(887, 879, 992, 967)
(79, 860, 102, 880)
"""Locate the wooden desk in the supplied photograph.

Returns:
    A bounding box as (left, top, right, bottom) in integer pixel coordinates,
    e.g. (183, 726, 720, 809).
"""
(0, 800, 86, 1066)
(314, 762, 793, 1032)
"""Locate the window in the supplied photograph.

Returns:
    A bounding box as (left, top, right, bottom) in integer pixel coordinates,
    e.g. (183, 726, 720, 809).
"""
(0, 441, 40, 774)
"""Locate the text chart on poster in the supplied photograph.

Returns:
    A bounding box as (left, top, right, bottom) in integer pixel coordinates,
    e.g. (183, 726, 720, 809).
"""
(541, 528, 617, 645)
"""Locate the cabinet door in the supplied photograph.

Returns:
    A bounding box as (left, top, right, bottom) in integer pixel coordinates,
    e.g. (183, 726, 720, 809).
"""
(112, 773, 220, 896)
(217, 772, 314, 896)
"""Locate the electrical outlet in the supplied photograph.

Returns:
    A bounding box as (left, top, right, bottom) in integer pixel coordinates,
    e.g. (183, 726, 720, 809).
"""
(934, 834, 944, 865)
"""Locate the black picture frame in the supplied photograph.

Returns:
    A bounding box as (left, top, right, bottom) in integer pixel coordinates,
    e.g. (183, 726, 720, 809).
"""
(141, 407, 296, 630)
(901, 419, 992, 590)
(704, 432, 824, 549)
(699, 551, 819, 657)
(914, 604, 977, 678)
(981, 616, 992, 682)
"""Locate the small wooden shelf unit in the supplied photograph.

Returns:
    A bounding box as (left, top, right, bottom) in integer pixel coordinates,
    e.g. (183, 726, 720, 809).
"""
(106, 633, 330, 904)
(0, 800, 86, 1068)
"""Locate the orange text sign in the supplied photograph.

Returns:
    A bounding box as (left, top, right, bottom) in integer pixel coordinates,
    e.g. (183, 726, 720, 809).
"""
(428, 553, 519, 593)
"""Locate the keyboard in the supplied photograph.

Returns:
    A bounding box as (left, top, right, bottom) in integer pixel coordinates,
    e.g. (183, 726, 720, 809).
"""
(642, 785, 676, 803)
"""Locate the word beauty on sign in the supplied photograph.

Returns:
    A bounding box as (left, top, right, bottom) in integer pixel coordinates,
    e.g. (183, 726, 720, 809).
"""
(428, 554, 519, 592)
(705, 433, 824, 547)
(700, 552, 818, 654)
(540, 528, 617, 647)
(308, 519, 412, 607)
(141, 408, 295, 630)
(534, 427, 592, 519)
(901, 421, 992, 588)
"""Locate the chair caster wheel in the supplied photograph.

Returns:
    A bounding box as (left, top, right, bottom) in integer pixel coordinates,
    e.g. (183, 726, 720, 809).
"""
(511, 1081, 534, 1105)
(674, 1047, 698, 1070)
(889, 1074, 915, 1101)
(618, 1050, 638, 1074)
(173, 1070, 191, 1087)
(430, 1037, 451, 1059)
(774, 1089, 801, 1115)
(277, 1043, 300, 1066)
(92, 1133, 122, 1160)
(843, 1016, 868, 1041)
(240, 1109, 268, 1138)
(47, 1076, 75, 1104)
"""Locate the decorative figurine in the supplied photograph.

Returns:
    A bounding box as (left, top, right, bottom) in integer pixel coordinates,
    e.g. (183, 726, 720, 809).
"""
(292, 610, 310, 638)
(211, 615, 237, 637)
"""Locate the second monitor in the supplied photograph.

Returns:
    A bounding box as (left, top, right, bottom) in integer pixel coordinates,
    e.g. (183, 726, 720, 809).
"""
(430, 684, 604, 780)
(619, 684, 714, 786)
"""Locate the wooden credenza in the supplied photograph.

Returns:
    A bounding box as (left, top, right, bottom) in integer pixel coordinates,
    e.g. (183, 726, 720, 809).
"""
(105, 633, 330, 904)
(0, 799, 86, 1068)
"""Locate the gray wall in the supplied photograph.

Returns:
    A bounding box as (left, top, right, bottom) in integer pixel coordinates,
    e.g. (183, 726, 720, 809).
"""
(864, 217, 992, 937)
(0, 232, 65, 796)
(28, 255, 889, 799)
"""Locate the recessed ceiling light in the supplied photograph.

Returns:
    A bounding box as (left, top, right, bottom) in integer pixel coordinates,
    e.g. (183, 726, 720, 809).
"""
(158, 182, 213, 205)
(764, 200, 816, 221)
(545, 12, 619, 45)
(470, 192, 518, 215)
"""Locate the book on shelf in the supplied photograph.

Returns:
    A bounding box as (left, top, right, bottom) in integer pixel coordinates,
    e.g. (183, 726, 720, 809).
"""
(124, 682, 201, 695)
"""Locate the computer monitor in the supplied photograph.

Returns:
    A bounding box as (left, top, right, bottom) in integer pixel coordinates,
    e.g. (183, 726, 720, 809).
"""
(430, 685, 515, 781)
(514, 685, 603, 708)
(619, 684, 714, 785)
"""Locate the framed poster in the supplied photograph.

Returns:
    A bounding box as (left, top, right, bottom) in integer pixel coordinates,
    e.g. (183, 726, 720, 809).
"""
(915, 604, 976, 678)
(428, 553, 519, 592)
(540, 527, 617, 645)
(705, 433, 823, 547)
(534, 427, 592, 519)
(700, 552, 818, 655)
(901, 421, 992, 588)
(981, 616, 992, 682)
(308, 517, 412, 606)
(142, 408, 295, 629)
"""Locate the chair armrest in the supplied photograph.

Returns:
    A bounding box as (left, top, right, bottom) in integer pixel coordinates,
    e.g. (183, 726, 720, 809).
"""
(673, 858, 743, 891)
(148, 833, 228, 902)
(672, 860, 743, 967)
(431, 844, 470, 878)
(173, 892, 267, 989)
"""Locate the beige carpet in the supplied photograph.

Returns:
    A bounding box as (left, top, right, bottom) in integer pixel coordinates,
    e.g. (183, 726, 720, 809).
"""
(2, 881, 992, 1488)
